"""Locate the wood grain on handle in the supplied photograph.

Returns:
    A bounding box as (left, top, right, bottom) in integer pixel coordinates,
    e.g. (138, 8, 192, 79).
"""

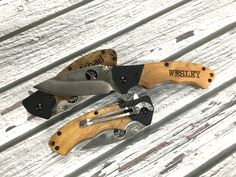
(139, 61, 215, 89)
(55, 49, 117, 103)
(48, 104, 130, 156)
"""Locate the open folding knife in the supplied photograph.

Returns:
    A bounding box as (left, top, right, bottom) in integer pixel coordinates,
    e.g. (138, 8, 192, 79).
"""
(22, 49, 117, 119)
(35, 61, 215, 98)
(48, 95, 154, 156)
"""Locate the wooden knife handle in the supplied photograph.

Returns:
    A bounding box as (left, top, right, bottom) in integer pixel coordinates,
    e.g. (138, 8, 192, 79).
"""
(58, 49, 117, 76)
(48, 105, 130, 156)
(139, 61, 215, 89)
(55, 49, 117, 103)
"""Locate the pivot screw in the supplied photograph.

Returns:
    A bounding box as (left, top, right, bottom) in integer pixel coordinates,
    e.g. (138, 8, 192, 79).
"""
(121, 76, 127, 83)
(50, 141, 55, 146)
(141, 107, 149, 114)
(164, 63, 169, 67)
(117, 130, 126, 138)
(36, 104, 43, 110)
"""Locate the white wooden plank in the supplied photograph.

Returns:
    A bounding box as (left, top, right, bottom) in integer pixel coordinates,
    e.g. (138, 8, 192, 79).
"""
(1, 0, 235, 145)
(81, 38, 236, 177)
(120, 105, 236, 177)
(1, 19, 236, 177)
(0, 0, 180, 90)
(0, 0, 185, 144)
(0, 0, 86, 37)
(0, 0, 236, 176)
(201, 152, 236, 177)
(87, 100, 236, 177)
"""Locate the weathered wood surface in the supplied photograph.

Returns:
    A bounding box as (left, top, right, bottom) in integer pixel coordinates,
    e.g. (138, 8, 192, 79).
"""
(0, 0, 236, 176)
(0, 0, 86, 38)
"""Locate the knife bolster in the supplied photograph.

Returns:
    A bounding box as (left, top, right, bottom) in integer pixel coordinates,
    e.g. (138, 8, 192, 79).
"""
(112, 65, 144, 94)
(22, 91, 56, 119)
(119, 95, 154, 126)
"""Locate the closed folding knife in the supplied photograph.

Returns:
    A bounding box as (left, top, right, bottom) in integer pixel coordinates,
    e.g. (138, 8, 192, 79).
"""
(22, 49, 117, 119)
(49, 95, 154, 156)
(35, 61, 215, 98)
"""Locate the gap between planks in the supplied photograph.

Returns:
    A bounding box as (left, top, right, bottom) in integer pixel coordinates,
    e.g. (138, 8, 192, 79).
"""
(0, 0, 235, 144)
(86, 98, 236, 177)
(109, 87, 236, 176)
(201, 151, 236, 177)
(0, 22, 235, 153)
(0, 1, 235, 176)
(0, 0, 192, 94)
(66, 76, 236, 177)
(0, 0, 94, 41)
(185, 143, 236, 177)
(3, 27, 236, 174)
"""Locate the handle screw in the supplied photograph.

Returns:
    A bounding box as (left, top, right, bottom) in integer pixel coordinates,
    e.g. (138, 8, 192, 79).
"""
(36, 104, 43, 110)
(121, 76, 127, 83)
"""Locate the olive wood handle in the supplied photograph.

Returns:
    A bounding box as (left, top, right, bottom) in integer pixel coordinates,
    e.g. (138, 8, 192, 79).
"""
(48, 104, 130, 155)
(139, 61, 215, 89)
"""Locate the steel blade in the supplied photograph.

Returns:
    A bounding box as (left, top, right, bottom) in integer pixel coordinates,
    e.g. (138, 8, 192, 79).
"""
(34, 65, 117, 96)
(52, 65, 113, 81)
(34, 80, 114, 96)
(83, 121, 146, 149)
(83, 130, 123, 149)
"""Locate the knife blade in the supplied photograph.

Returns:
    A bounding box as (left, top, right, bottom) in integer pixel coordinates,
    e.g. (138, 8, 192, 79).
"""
(48, 95, 154, 156)
(35, 61, 215, 97)
(22, 49, 117, 119)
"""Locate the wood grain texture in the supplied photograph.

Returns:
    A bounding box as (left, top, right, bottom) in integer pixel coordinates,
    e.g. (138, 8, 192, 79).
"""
(0, 0, 236, 176)
(77, 19, 236, 177)
(49, 104, 130, 156)
(84, 74, 236, 177)
(0, 0, 180, 90)
(0, 0, 85, 37)
(1, 29, 235, 177)
(201, 152, 236, 177)
(1, 0, 234, 140)
(0, 0, 190, 145)
(139, 61, 215, 89)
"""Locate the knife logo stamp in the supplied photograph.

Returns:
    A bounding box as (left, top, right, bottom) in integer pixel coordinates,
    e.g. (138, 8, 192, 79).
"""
(169, 70, 201, 78)
(85, 69, 98, 80)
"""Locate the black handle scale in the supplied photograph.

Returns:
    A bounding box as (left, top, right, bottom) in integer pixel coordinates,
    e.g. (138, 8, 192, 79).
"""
(118, 95, 154, 126)
(22, 91, 56, 119)
(112, 65, 144, 94)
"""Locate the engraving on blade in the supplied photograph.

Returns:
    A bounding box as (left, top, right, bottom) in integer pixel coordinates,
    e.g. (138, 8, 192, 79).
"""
(34, 80, 114, 96)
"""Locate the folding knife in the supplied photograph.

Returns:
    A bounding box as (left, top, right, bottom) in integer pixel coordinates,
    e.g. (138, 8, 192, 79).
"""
(35, 61, 215, 97)
(48, 95, 154, 156)
(22, 49, 117, 119)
